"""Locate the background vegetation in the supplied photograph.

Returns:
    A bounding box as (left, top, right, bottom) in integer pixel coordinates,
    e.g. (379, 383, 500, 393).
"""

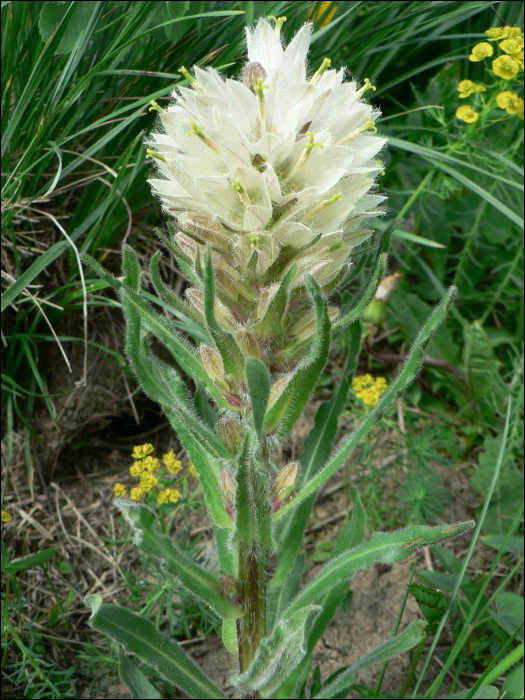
(1, 1, 523, 698)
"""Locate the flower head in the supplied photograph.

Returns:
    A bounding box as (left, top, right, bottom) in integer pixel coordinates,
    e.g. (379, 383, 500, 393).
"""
(1, 509, 11, 522)
(129, 460, 145, 476)
(139, 472, 157, 491)
(146, 18, 385, 373)
(457, 80, 486, 98)
(499, 37, 524, 54)
(496, 91, 522, 115)
(131, 443, 154, 459)
(143, 455, 160, 473)
(492, 55, 519, 79)
(352, 374, 388, 406)
(469, 42, 493, 62)
(188, 461, 198, 478)
(130, 487, 144, 501)
(157, 487, 180, 504)
(456, 105, 479, 123)
(485, 27, 508, 40)
(163, 450, 182, 474)
(113, 483, 126, 497)
(515, 51, 524, 69)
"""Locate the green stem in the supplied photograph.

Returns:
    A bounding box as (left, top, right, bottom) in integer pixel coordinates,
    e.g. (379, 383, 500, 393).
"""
(479, 237, 524, 325)
(398, 637, 425, 699)
(482, 642, 524, 686)
(237, 541, 267, 698)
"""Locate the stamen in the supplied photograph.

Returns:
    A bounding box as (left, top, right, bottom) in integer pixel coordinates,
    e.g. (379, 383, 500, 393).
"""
(250, 232, 259, 248)
(179, 66, 205, 93)
(336, 115, 377, 146)
(287, 132, 324, 179)
(268, 15, 287, 38)
(231, 179, 251, 205)
(188, 119, 220, 153)
(355, 77, 376, 100)
(149, 100, 165, 113)
(254, 78, 269, 132)
(305, 192, 342, 220)
(145, 149, 167, 162)
(310, 57, 331, 86)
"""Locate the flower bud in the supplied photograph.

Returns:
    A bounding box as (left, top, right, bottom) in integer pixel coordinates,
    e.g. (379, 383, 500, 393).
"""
(221, 470, 236, 517)
(256, 283, 279, 320)
(199, 344, 229, 392)
(271, 462, 299, 512)
(362, 271, 400, 326)
(235, 328, 262, 360)
(288, 306, 339, 341)
(220, 574, 240, 603)
(177, 211, 230, 252)
(217, 417, 243, 454)
(268, 374, 292, 408)
(242, 61, 267, 91)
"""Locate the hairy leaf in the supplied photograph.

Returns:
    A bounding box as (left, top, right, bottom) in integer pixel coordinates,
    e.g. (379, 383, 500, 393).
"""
(246, 358, 271, 441)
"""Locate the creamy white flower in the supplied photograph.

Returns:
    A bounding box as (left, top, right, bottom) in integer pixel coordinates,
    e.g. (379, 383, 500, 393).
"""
(147, 16, 386, 316)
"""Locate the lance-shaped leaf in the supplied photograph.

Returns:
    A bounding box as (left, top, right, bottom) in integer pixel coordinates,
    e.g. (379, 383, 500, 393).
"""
(267, 553, 305, 635)
(121, 244, 142, 293)
(270, 322, 361, 587)
(81, 252, 123, 290)
(156, 227, 201, 286)
(119, 647, 161, 699)
(264, 274, 331, 437)
(85, 595, 227, 699)
(115, 499, 239, 620)
(333, 252, 387, 332)
(214, 524, 237, 576)
(232, 604, 322, 696)
(246, 358, 270, 441)
(313, 619, 427, 699)
(254, 264, 296, 337)
(285, 520, 474, 618)
(122, 302, 233, 527)
(275, 288, 458, 521)
(203, 246, 245, 376)
(150, 251, 204, 325)
(119, 285, 238, 410)
(232, 431, 273, 549)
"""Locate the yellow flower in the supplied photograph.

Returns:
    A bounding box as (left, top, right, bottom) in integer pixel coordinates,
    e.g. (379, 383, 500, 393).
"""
(188, 460, 198, 478)
(129, 460, 145, 476)
(515, 51, 524, 69)
(139, 472, 157, 491)
(469, 42, 493, 62)
(492, 55, 519, 79)
(130, 487, 144, 500)
(142, 455, 160, 473)
(113, 483, 126, 497)
(131, 443, 154, 459)
(352, 374, 388, 406)
(1, 510, 12, 522)
(506, 27, 523, 40)
(499, 37, 524, 54)
(496, 91, 522, 114)
(456, 104, 479, 123)
(457, 80, 486, 98)
(517, 98, 524, 119)
(163, 450, 182, 474)
(157, 487, 180, 504)
(485, 27, 508, 40)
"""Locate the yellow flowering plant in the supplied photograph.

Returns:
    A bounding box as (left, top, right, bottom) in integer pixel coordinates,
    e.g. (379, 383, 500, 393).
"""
(83, 16, 473, 700)
(456, 24, 524, 125)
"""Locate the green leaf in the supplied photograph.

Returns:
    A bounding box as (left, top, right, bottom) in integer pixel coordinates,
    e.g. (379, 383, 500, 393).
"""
(246, 358, 270, 440)
(203, 247, 245, 376)
(408, 583, 447, 629)
(334, 253, 388, 331)
(502, 663, 524, 700)
(116, 499, 240, 620)
(489, 592, 524, 642)
(463, 321, 506, 425)
(264, 274, 331, 437)
(39, 1, 99, 55)
(480, 534, 524, 553)
(254, 264, 295, 337)
(121, 244, 142, 293)
(232, 604, 322, 696)
(150, 251, 203, 326)
(286, 521, 474, 617)
(162, 1, 191, 42)
(4, 547, 55, 574)
(271, 322, 361, 587)
(442, 686, 500, 699)
(194, 384, 217, 428)
(276, 288, 458, 521)
(222, 619, 238, 658)
(313, 620, 426, 698)
(85, 595, 227, 699)
(118, 647, 161, 700)
(267, 553, 305, 635)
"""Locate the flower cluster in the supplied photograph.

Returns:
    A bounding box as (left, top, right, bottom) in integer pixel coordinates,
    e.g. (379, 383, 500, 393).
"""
(1, 509, 11, 522)
(456, 25, 524, 123)
(352, 374, 388, 406)
(145, 16, 386, 400)
(112, 444, 196, 504)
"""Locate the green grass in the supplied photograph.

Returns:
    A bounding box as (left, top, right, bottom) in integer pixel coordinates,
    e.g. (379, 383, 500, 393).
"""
(1, 1, 523, 698)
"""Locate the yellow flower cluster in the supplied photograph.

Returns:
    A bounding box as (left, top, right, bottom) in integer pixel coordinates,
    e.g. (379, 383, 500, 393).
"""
(457, 25, 523, 123)
(111, 443, 197, 503)
(1, 509, 11, 522)
(352, 374, 388, 406)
